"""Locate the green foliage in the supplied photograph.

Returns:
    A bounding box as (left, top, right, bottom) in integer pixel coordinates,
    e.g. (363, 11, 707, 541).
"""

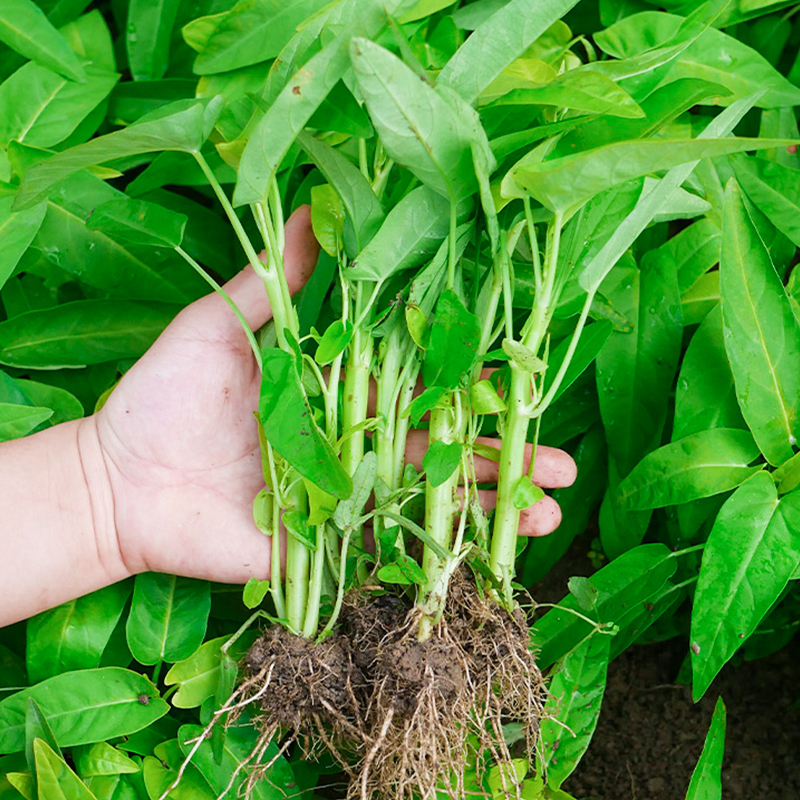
(1, 0, 800, 796)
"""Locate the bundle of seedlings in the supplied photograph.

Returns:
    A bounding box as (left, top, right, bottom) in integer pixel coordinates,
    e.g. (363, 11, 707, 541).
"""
(9, 0, 797, 797)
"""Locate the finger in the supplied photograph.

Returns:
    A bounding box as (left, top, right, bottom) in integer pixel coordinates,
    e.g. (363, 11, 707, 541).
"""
(221, 205, 319, 331)
(402, 430, 577, 489)
(474, 489, 563, 536)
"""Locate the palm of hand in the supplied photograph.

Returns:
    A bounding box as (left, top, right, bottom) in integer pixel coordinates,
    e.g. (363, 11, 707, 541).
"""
(95, 297, 271, 582)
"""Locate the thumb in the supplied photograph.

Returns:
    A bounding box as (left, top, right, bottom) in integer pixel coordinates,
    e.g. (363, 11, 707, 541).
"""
(221, 204, 319, 331)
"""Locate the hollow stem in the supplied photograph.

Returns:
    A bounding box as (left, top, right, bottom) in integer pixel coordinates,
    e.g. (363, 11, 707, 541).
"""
(302, 522, 327, 638)
(284, 484, 309, 635)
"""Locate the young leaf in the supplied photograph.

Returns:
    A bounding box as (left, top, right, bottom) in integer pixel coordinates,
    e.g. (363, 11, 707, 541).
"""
(73, 742, 139, 778)
(502, 339, 547, 374)
(533, 544, 676, 669)
(470, 379, 506, 414)
(378, 555, 427, 586)
(0, 300, 179, 369)
(402, 385, 446, 427)
(283, 510, 316, 549)
(0, 403, 52, 442)
(423, 440, 462, 488)
(310, 183, 345, 258)
(691, 473, 800, 700)
(350, 38, 475, 202)
(686, 698, 726, 800)
(619, 428, 762, 511)
(438, 0, 581, 103)
(422, 290, 481, 389)
(314, 320, 352, 366)
(333, 451, 377, 531)
(0, 668, 168, 753)
(512, 476, 544, 510)
(260, 348, 351, 499)
(539, 634, 610, 790)
(242, 579, 270, 610)
(0, 0, 86, 82)
(126, 574, 211, 666)
(720, 180, 800, 465)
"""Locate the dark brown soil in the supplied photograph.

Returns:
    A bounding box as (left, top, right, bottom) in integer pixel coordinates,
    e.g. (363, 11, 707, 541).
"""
(561, 637, 800, 800)
(535, 534, 800, 800)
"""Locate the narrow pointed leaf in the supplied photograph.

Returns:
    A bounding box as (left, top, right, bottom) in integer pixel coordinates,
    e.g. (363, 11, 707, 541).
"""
(691, 474, 800, 699)
(0, 0, 86, 82)
(686, 698, 726, 800)
(34, 739, 98, 800)
(720, 180, 800, 465)
(126, 0, 182, 81)
(619, 429, 762, 511)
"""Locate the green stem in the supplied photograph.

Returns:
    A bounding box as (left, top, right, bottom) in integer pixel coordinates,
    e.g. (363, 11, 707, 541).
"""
(448, 200, 457, 289)
(284, 484, 309, 635)
(318, 529, 352, 641)
(418, 403, 458, 639)
(175, 247, 262, 369)
(302, 523, 326, 638)
(264, 442, 286, 621)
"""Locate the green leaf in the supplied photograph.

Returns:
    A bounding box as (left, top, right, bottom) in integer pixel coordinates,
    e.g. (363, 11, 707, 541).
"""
(577, 94, 761, 294)
(720, 180, 800, 465)
(234, 0, 400, 206)
(0, 300, 179, 369)
(469, 379, 506, 414)
(596, 258, 682, 477)
(773, 451, 800, 496)
(662, 218, 721, 295)
(127, 0, 182, 81)
(142, 752, 214, 800)
(126, 574, 211, 666)
(502, 339, 547, 374)
(25, 698, 60, 797)
(423, 440, 462, 488)
(0, 197, 46, 293)
(0, 0, 86, 83)
(34, 739, 97, 800)
(0, 403, 52, 441)
(26, 582, 131, 683)
(314, 319, 352, 366)
(260, 348, 352, 500)
(438, 0, 581, 103)
(691, 473, 800, 700)
(0, 63, 118, 149)
(597, 12, 800, 109)
(16, 101, 208, 208)
(673, 306, 744, 442)
(490, 67, 644, 119)
(333, 451, 377, 531)
(242, 579, 270, 610)
(299, 132, 383, 256)
(686, 698, 726, 800)
(85, 197, 186, 248)
(510, 135, 795, 217)
(310, 184, 345, 258)
(402, 385, 446, 427)
(73, 743, 139, 778)
(378, 554, 427, 586)
(512, 475, 545, 511)
(540, 634, 610, 790)
(350, 37, 475, 202)
(347, 185, 451, 282)
(422, 290, 481, 389)
(0, 668, 168, 753)
(532, 544, 676, 669)
(194, 0, 330, 74)
(164, 633, 258, 710)
(731, 154, 800, 249)
(283, 510, 316, 549)
(14, 380, 82, 425)
(618, 428, 762, 511)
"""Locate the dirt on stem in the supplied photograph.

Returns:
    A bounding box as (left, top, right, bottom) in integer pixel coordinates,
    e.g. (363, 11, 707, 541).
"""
(218, 575, 546, 800)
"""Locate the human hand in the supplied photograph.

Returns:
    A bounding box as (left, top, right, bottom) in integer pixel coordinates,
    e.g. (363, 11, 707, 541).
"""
(91, 205, 576, 587)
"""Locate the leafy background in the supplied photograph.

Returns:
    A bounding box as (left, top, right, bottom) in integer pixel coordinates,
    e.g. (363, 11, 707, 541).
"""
(1, 0, 800, 798)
